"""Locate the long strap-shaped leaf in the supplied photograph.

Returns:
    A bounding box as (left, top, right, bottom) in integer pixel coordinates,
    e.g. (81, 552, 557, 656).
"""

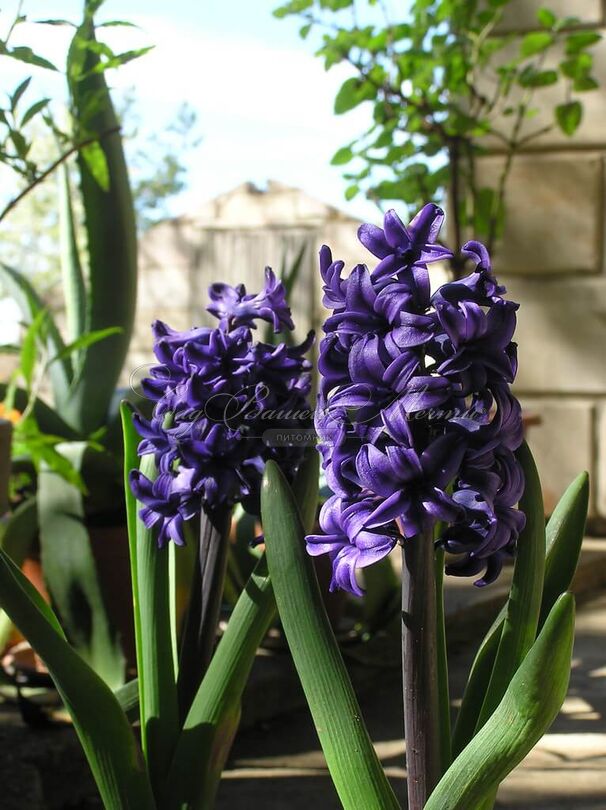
(133, 452, 180, 801)
(0, 497, 38, 650)
(65, 10, 138, 434)
(167, 554, 275, 810)
(58, 160, 87, 346)
(475, 442, 545, 728)
(0, 547, 156, 810)
(262, 460, 400, 810)
(38, 441, 125, 689)
(453, 466, 588, 756)
(166, 449, 320, 810)
(425, 593, 575, 810)
(0, 262, 73, 410)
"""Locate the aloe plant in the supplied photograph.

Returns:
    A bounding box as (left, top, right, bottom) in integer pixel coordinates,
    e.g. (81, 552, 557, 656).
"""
(0, 0, 142, 687)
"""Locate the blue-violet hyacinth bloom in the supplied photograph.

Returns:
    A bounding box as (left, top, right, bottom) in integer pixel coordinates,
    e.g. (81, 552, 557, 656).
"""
(307, 204, 525, 592)
(130, 268, 313, 547)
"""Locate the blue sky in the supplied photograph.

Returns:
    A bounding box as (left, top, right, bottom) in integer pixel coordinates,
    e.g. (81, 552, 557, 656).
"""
(3, 0, 381, 220)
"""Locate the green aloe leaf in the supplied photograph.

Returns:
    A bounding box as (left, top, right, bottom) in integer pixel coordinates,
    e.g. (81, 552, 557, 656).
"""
(166, 449, 320, 810)
(262, 460, 400, 810)
(58, 160, 87, 345)
(65, 8, 138, 434)
(0, 497, 38, 650)
(37, 441, 125, 689)
(453, 463, 588, 757)
(426, 593, 575, 810)
(133, 452, 180, 800)
(0, 262, 72, 409)
(0, 547, 156, 810)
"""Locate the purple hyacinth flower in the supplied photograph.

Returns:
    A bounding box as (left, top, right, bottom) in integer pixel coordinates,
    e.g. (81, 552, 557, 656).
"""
(207, 267, 294, 333)
(132, 268, 313, 547)
(309, 204, 525, 594)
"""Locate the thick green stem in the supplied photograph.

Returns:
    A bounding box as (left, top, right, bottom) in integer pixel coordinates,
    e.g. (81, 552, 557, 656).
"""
(401, 527, 441, 810)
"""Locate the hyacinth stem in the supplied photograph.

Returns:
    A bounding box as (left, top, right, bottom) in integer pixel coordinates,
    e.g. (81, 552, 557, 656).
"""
(401, 524, 442, 810)
(178, 503, 233, 719)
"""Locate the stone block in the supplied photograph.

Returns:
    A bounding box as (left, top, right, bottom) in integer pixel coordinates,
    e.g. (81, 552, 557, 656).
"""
(139, 219, 197, 269)
(479, 32, 606, 148)
(596, 405, 606, 515)
(507, 276, 606, 394)
(520, 398, 594, 514)
(496, 0, 604, 33)
(475, 152, 604, 275)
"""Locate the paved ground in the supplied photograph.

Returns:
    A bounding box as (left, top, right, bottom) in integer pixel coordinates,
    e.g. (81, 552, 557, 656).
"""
(217, 591, 606, 809)
(0, 541, 604, 808)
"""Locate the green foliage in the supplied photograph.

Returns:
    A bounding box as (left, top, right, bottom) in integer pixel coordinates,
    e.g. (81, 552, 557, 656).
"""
(426, 594, 575, 809)
(38, 441, 126, 689)
(262, 460, 400, 810)
(0, 547, 156, 809)
(275, 0, 602, 253)
(453, 460, 589, 760)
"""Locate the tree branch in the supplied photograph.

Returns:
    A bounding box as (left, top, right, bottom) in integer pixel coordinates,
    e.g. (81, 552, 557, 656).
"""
(0, 126, 121, 224)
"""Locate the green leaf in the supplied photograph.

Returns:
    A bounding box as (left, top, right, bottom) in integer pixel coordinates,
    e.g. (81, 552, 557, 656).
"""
(166, 450, 319, 810)
(0, 385, 77, 439)
(6, 46, 58, 71)
(20, 308, 48, 388)
(58, 160, 87, 345)
(565, 31, 601, 55)
(133, 452, 180, 801)
(10, 77, 32, 112)
(536, 8, 557, 28)
(476, 442, 545, 729)
(273, 0, 313, 18)
(555, 101, 582, 135)
(80, 140, 110, 191)
(114, 677, 140, 721)
(20, 98, 50, 127)
(0, 498, 38, 651)
(453, 456, 586, 758)
(262, 461, 400, 810)
(426, 594, 575, 810)
(65, 13, 138, 434)
(38, 441, 125, 688)
(49, 327, 122, 365)
(334, 77, 375, 114)
(520, 31, 554, 58)
(0, 263, 73, 413)
(167, 553, 275, 810)
(91, 46, 154, 73)
(518, 67, 558, 88)
(0, 547, 155, 809)
(331, 145, 354, 165)
(541, 471, 588, 627)
(345, 184, 359, 201)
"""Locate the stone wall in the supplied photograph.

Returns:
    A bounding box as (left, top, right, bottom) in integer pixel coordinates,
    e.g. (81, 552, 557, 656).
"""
(476, 0, 606, 522)
(129, 181, 362, 392)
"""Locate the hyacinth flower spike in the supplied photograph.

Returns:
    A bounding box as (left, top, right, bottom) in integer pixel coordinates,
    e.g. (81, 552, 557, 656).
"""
(130, 267, 313, 717)
(308, 204, 528, 809)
